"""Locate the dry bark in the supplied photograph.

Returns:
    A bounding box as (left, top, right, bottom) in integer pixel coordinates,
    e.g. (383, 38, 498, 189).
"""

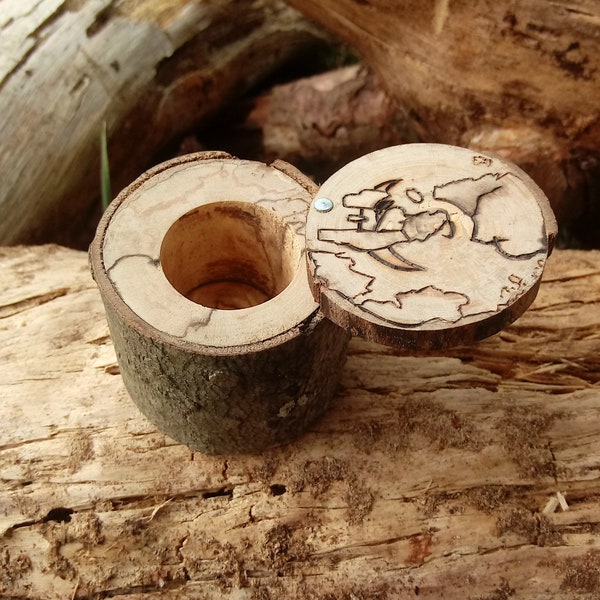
(1, 244, 599, 598)
(283, 0, 600, 238)
(247, 64, 411, 182)
(0, 0, 327, 247)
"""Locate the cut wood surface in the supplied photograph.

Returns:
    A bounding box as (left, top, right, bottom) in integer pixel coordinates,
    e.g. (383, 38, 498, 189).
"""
(1, 244, 599, 599)
(0, 0, 326, 247)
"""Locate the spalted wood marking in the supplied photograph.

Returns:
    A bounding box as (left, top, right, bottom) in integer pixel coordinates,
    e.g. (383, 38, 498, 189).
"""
(1, 245, 599, 598)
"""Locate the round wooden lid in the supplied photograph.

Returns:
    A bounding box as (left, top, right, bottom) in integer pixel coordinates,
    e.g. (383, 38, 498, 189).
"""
(306, 144, 557, 350)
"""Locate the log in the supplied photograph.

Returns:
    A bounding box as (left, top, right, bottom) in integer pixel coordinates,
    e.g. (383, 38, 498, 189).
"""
(1, 244, 599, 598)
(0, 0, 327, 247)
(247, 64, 410, 182)
(191, 63, 411, 185)
(283, 0, 600, 237)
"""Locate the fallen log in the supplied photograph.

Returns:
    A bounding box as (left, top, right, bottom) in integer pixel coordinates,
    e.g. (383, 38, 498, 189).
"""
(0, 0, 327, 247)
(283, 0, 600, 242)
(0, 244, 599, 598)
(241, 64, 410, 182)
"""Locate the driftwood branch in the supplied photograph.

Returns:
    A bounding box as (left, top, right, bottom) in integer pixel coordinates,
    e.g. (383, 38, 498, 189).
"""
(1, 244, 599, 598)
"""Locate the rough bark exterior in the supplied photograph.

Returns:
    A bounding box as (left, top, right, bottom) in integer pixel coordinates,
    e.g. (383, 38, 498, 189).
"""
(283, 0, 600, 233)
(0, 0, 327, 246)
(103, 299, 350, 454)
(1, 244, 599, 598)
(253, 64, 411, 182)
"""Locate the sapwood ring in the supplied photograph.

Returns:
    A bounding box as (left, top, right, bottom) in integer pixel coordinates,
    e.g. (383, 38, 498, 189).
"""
(90, 152, 350, 454)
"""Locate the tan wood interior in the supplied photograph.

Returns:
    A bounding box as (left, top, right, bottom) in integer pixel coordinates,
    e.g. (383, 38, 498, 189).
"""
(160, 201, 301, 310)
(97, 154, 319, 350)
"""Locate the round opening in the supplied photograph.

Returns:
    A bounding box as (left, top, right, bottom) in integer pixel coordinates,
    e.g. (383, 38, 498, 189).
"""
(160, 202, 302, 310)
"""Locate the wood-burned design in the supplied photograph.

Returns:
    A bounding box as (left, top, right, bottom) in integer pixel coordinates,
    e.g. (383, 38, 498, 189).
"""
(309, 169, 549, 330)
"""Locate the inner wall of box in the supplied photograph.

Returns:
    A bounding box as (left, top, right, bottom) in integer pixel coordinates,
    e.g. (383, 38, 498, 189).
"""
(160, 201, 302, 310)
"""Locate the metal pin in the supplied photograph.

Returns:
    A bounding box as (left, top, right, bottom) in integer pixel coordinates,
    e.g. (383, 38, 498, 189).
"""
(314, 197, 334, 213)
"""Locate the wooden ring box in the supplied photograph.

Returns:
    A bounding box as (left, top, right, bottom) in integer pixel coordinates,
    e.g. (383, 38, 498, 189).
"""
(90, 144, 557, 454)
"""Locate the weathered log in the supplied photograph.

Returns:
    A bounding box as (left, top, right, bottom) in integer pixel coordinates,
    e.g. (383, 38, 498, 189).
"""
(0, 0, 327, 247)
(191, 63, 411, 185)
(249, 64, 411, 182)
(1, 244, 599, 598)
(283, 0, 600, 238)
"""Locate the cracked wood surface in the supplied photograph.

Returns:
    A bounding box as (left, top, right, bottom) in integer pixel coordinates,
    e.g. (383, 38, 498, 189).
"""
(1, 244, 599, 598)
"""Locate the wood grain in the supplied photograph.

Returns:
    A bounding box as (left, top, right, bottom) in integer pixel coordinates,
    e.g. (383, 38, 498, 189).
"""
(284, 0, 600, 231)
(1, 244, 599, 598)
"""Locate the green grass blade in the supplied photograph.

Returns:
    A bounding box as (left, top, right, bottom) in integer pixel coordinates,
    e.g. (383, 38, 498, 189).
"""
(100, 121, 112, 211)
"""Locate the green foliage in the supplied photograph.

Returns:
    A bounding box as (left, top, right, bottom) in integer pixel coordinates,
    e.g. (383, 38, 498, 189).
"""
(100, 121, 112, 211)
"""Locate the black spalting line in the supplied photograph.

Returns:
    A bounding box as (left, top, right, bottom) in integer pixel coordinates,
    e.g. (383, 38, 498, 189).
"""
(106, 253, 160, 276)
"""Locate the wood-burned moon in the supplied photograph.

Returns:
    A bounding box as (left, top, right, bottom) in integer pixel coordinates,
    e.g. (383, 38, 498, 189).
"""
(306, 144, 558, 350)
